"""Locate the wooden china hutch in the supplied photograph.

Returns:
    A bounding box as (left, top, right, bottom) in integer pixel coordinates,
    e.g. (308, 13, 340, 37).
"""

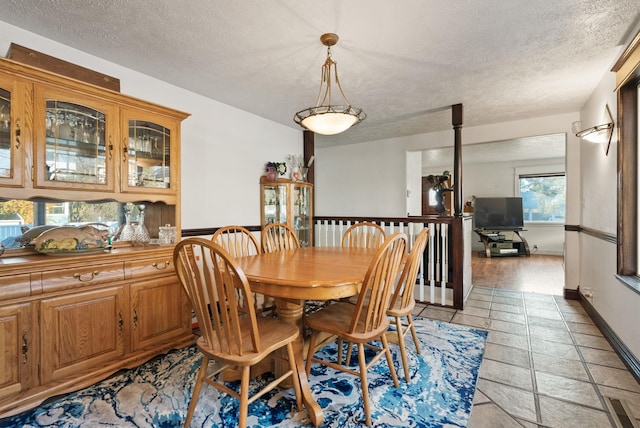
(0, 56, 192, 417)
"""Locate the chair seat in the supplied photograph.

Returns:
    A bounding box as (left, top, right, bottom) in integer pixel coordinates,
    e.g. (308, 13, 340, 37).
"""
(305, 301, 390, 344)
(197, 316, 299, 367)
(387, 297, 415, 317)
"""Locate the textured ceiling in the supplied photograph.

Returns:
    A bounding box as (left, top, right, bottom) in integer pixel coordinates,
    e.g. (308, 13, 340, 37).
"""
(0, 1, 639, 148)
(422, 133, 566, 169)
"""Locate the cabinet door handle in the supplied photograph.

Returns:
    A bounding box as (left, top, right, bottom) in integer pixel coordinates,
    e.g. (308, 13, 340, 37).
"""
(108, 135, 113, 160)
(133, 309, 138, 329)
(123, 139, 128, 161)
(152, 261, 170, 270)
(15, 117, 21, 149)
(22, 332, 28, 364)
(118, 312, 123, 333)
(73, 271, 100, 281)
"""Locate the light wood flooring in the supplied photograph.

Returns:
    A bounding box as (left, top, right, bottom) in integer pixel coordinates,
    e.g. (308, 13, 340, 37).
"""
(472, 252, 565, 295)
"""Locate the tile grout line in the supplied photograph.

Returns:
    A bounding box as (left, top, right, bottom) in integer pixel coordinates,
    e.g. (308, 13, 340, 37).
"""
(521, 293, 544, 426)
(553, 296, 619, 427)
(472, 288, 541, 427)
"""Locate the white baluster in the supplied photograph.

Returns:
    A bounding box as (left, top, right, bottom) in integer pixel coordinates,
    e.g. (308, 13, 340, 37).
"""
(441, 223, 448, 305)
(429, 223, 436, 303)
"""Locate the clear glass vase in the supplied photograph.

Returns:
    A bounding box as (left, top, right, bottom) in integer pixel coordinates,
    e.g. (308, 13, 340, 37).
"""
(131, 204, 151, 246)
(118, 203, 135, 242)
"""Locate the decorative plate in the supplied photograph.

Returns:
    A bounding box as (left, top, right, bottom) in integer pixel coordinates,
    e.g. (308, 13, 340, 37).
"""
(37, 247, 107, 256)
(32, 225, 108, 255)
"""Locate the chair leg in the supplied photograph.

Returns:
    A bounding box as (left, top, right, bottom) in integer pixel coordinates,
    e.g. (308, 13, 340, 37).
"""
(381, 333, 399, 388)
(305, 331, 318, 376)
(395, 316, 410, 381)
(337, 338, 344, 365)
(345, 341, 354, 366)
(238, 365, 251, 428)
(184, 355, 208, 427)
(357, 343, 372, 426)
(408, 314, 422, 354)
(286, 342, 303, 411)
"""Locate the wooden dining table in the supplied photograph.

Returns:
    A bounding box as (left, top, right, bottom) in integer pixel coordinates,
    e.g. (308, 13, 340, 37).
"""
(235, 246, 378, 427)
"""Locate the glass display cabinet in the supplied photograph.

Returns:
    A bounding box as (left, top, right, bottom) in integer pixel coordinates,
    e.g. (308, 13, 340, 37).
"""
(0, 54, 191, 418)
(120, 107, 179, 195)
(0, 84, 13, 180)
(34, 84, 116, 191)
(260, 177, 313, 247)
(0, 71, 28, 187)
(42, 100, 111, 187)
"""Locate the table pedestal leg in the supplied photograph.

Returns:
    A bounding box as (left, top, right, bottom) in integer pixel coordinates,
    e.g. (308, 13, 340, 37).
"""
(276, 298, 323, 427)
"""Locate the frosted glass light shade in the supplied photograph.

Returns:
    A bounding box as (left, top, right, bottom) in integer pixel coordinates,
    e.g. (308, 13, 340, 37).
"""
(294, 105, 365, 136)
(577, 124, 612, 143)
(301, 112, 358, 135)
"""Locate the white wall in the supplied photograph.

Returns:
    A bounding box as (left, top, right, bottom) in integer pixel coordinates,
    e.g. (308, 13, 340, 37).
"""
(315, 140, 406, 216)
(405, 151, 422, 216)
(316, 113, 578, 216)
(465, 159, 566, 255)
(578, 69, 640, 361)
(316, 115, 576, 258)
(0, 21, 303, 229)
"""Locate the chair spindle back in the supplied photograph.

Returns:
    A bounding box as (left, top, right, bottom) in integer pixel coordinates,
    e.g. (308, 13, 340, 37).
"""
(389, 228, 430, 311)
(212, 225, 261, 258)
(350, 232, 407, 334)
(174, 238, 260, 356)
(262, 223, 300, 253)
(342, 222, 386, 249)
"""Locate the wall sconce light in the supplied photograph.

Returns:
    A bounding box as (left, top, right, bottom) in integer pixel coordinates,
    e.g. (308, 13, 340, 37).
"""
(575, 104, 614, 155)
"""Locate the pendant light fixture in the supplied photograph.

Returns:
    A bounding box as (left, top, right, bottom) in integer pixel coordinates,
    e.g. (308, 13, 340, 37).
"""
(294, 33, 366, 135)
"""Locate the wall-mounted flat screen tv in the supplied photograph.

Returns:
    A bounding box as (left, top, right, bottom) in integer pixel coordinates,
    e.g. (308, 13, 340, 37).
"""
(474, 197, 524, 230)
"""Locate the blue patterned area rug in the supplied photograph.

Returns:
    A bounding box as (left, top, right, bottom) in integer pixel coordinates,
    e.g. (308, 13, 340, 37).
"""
(1, 317, 487, 428)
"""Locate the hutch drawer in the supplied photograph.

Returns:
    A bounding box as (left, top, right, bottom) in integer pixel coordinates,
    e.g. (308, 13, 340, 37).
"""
(40, 262, 125, 294)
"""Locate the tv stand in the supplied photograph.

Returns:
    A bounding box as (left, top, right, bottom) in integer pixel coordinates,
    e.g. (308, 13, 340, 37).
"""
(474, 229, 530, 258)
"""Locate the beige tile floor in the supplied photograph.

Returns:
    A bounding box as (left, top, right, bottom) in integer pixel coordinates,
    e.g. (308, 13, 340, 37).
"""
(414, 286, 640, 428)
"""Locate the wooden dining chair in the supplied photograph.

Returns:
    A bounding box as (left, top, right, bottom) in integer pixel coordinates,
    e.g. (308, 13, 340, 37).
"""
(211, 225, 274, 315)
(341, 221, 386, 249)
(173, 238, 302, 428)
(261, 222, 300, 253)
(304, 233, 407, 426)
(340, 222, 386, 307)
(211, 225, 260, 258)
(387, 227, 430, 381)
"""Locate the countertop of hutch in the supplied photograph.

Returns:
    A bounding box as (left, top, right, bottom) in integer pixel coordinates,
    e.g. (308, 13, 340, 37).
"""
(0, 245, 173, 272)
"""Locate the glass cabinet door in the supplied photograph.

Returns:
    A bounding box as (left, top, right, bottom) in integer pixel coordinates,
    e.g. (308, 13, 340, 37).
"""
(34, 86, 115, 191)
(262, 184, 288, 225)
(292, 184, 312, 247)
(0, 73, 26, 187)
(121, 109, 177, 194)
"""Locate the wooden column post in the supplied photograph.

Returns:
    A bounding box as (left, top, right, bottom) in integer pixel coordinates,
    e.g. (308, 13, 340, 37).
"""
(452, 104, 463, 217)
(303, 130, 315, 237)
(303, 130, 315, 186)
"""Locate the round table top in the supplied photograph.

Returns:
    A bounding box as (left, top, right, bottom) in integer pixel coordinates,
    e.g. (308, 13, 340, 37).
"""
(235, 246, 377, 300)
